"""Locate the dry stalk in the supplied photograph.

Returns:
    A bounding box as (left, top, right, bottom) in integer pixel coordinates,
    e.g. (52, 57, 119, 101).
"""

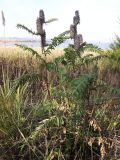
(70, 10, 83, 52)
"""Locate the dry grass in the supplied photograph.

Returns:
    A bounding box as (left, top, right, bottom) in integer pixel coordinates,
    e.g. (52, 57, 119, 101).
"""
(0, 46, 64, 60)
(0, 46, 64, 74)
(0, 46, 119, 88)
(0, 46, 100, 60)
(0, 46, 119, 160)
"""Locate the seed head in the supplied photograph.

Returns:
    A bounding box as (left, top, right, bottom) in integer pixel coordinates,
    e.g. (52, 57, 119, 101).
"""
(36, 17, 43, 35)
(75, 10, 79, 17)
(74, 34, 83, 50)
(39, 9, 45, 23)
(78, 34, 83, 44)
(73, 15, 80, 26)
(70, 24, 77, 39)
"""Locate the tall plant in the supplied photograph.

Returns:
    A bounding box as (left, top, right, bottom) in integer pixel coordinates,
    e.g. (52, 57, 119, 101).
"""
(3, 9, 116, 160)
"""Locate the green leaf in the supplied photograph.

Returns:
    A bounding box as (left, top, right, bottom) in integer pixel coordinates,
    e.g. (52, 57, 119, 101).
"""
(8, 73, 41, 95)
(17, 24, 38, 35)
(45, 18, 58, 23)
(69, 72, 95, 100)
(83, 43, 104, 55)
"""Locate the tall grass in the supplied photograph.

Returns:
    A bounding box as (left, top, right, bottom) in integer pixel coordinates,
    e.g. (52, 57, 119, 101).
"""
(0, 10, 120, 160)
(0, 55, 119, 159)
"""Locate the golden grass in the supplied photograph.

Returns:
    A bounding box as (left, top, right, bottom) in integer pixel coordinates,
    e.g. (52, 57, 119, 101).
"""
(0, 46, 100, 60)
(0, 46, 119, 87)
(0, 46, 64, 60)
(0, 46, 64, 73)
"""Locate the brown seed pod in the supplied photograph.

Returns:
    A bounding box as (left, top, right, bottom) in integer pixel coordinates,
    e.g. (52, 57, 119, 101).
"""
(39, 9, 45, 23)
(73, 15, 80, 26)
(78, 34, 83, 44)
(75, 10, 79, 17)
(36, 17, 43, 35)
(74, 34, 83, 51)
(70, 24, 77, 39)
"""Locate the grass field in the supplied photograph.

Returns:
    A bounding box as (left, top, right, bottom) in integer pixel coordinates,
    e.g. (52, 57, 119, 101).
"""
(0, 45, 120, 160)
(0, 46, 64, 59)
(0, 46, 119, 86)
(0, 5, 120, 159)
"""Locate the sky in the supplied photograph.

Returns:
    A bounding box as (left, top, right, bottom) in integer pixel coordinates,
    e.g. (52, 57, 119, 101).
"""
(0, 0, 120, 43)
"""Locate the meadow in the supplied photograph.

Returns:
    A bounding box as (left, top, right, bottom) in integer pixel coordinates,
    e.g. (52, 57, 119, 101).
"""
(0, 10, 120, 160)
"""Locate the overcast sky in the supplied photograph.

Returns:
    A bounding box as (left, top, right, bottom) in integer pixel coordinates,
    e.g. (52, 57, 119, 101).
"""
(0, 0, 120, 43)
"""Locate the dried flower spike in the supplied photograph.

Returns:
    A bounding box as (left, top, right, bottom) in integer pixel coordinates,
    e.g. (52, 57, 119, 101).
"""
(39, 9, 45, 23)
(78, 34, 83, 44)
(73, 16, 80, 26)
(73, 10, 80, 26)
(75, 10, 79, 17)
(74, 34, 83, 50)
(70, 24, 77, 39)
(36, 17, 44, 35)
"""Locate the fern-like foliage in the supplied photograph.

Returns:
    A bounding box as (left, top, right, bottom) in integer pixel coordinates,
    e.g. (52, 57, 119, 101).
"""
(45, 18, 58, 23)
(17, 24, 38, 35)
(79, 54, 108, 66)
(83, 43, 103, 54)
(63, 46, 77, 65)
(68, 71, 96, 100)
(45, 33, 69, 54)
(61, 43, 108, 68)
(9, 73, 41, 95)
(15, 44, 46, 63)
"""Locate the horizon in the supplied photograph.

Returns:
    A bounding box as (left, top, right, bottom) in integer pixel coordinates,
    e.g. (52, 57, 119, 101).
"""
(0, 36, 110, 49)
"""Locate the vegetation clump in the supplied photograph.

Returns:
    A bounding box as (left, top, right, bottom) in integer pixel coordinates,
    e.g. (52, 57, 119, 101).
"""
(0, 10, 120, 160)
